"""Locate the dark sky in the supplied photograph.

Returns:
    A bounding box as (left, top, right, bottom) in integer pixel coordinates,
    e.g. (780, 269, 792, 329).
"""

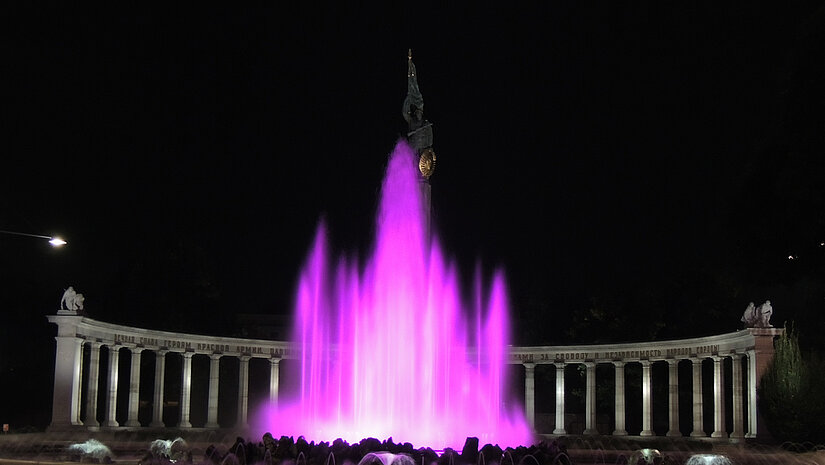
(3, 4, 825, 425)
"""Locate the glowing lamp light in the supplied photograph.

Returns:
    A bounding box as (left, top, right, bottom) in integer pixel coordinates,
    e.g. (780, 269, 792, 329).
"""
(0, 230, 67, 247)
(49, 237, 67, 247)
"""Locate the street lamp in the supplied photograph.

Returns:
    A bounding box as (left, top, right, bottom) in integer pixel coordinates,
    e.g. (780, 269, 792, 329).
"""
(0, 230, 67, 247)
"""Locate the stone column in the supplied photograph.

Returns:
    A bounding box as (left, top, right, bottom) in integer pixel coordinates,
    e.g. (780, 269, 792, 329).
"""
(523, 362, 535, 430)
(731, 353, 745, 440)
(150, 350, 167, 427)
(746, 349, 757, 438)
(104, 346, 120, 427)
(125, 347, 143, 427)
(77, 341, 85, 425)
(269, 358, 280, 405)
(612, 361, 627, 436)
(85, 342, 102, 427)
(48, 334, 84, 429)
(690, 357, 705, 437)
(553, 362, 566, 434)
(583, 362, 597, 435)
(179, 352, 194, 428)
(640, 360, 653, 436)
(237, 356, 251, 429)
(666, 359, 681, 437)
(206, 354, 221, 428)
(710, 356, 727, 438)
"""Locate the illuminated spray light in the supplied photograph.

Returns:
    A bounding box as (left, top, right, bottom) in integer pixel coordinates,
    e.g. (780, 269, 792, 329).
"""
(256, 140, 532, 449)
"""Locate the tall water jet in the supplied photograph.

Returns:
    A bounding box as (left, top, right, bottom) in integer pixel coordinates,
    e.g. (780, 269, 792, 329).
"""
(256, 140, 532, 449)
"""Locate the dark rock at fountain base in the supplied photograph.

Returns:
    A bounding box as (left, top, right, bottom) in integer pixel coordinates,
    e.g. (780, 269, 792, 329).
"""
(436, 448, 458, 465)
(479, 443, 503, 463)
(417, 447, 439, 465)
(296, 436, 311, 458)
(361, 437, 383, 453)
(460, 437, 479, 464)
(243, 434, 574, 465)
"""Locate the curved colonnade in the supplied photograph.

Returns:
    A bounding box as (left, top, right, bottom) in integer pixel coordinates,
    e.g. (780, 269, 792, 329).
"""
(47, 313, 781, 441)
(512, 327, 780, 440)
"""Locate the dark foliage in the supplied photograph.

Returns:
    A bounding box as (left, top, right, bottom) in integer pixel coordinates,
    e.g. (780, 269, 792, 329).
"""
(758, 323, 825, 443)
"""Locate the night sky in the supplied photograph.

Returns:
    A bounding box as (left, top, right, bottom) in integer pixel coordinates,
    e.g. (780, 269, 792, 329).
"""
(3, 4, 825, 428)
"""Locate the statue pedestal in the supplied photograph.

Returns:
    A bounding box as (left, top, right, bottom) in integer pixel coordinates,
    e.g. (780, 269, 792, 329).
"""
(747, 327, 784, 439)
(407, 122, 433, 152)
(47, 313, 85, 430)
(748, 327, 783, 382)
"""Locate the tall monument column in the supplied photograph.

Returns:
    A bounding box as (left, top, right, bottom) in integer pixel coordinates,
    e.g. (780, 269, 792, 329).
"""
(403, 49, 436, 238)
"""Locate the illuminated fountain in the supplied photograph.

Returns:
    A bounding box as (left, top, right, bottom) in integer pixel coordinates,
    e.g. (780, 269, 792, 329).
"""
(256, 140, 532, 449)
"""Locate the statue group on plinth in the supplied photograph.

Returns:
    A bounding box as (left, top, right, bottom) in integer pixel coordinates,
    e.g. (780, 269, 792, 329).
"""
(59, 286, 85, 314)
(741, 300, 773, 328)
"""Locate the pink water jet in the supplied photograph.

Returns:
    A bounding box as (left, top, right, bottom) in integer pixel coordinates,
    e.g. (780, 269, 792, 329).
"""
(256, 141, 532, 449)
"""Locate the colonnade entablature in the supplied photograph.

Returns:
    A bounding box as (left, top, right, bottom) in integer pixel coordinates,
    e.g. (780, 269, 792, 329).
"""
(508, 330, 759, 365)
(50, 313, 293, 360)
(47, 312, 781, 442)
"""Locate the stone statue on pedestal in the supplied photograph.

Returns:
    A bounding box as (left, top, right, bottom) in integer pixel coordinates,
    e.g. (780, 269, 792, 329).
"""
(60, 286, 85, 313)
(741, 300, 773, 328)
(402, 50, 436, 240)
(403, 49, 435, 179)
